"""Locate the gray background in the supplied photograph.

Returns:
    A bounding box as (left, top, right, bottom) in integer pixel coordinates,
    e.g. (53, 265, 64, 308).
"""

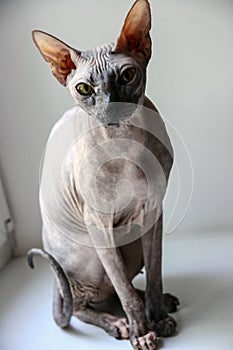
(0, 0, 232, 255)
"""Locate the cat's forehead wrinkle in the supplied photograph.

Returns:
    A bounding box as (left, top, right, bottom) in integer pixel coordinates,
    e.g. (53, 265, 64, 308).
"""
(81, 44, 114, 64)
(81, 43, 114, 58)
(79, 44, 115, 78)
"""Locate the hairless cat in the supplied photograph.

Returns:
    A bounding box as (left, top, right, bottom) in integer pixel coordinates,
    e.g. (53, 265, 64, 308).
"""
(28, 1, 180, 349)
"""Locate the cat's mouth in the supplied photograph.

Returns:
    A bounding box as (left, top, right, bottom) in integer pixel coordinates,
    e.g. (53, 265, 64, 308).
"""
(106, 121, 120, 127)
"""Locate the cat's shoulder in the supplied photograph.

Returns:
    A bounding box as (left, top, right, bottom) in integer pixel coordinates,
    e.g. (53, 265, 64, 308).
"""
(143, 96, 159, 114)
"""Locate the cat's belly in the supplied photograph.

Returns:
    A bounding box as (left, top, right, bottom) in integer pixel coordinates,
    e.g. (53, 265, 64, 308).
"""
(41, 156, 148, 303)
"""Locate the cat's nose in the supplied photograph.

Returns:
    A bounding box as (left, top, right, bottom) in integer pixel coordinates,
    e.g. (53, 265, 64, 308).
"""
(103, 92, 111, 104)
(108, 91, 119, 103)
(94, 94, 110, 119)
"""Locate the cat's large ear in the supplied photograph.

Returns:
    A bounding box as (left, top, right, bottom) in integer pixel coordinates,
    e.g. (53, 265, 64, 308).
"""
(114, 0, 151, 61)
(32, 30, 78, 86)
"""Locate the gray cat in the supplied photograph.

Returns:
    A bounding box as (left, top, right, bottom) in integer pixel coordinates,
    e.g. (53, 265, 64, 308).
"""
(28, 1, 179, 349)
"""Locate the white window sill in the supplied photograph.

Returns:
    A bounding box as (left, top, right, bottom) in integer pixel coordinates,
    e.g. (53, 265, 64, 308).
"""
(0, 230, 233, 350)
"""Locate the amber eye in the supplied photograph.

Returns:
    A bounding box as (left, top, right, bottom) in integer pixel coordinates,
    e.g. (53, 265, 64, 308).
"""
(120, 67, 136, 83)
(76, 83, 94, 96)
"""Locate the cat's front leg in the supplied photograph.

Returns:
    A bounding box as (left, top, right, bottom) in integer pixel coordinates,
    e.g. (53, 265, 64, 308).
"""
(141, 214, 177, 337)
(94, 246, 157, 349)
(84, 210, 157, 349)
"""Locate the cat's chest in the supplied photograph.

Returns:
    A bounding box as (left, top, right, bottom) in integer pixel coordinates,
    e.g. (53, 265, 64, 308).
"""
(64, 122, 149, 213)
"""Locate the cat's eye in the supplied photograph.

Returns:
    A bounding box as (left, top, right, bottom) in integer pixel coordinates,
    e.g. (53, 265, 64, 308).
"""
(76, 83, 94, 96)
(120, 67, 136, 84)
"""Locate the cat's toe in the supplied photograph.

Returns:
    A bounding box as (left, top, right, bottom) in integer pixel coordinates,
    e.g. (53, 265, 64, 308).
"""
(107, 317, 129, 339)
(131, 331, 157, 350)
(152, 315, 177, 337)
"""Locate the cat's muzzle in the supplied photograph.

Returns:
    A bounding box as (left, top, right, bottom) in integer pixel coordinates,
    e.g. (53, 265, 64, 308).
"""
(97, 102, 138, 125)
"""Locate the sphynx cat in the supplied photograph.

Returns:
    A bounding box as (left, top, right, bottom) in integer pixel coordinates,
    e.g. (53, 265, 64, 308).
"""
(28, 1, 179, 349)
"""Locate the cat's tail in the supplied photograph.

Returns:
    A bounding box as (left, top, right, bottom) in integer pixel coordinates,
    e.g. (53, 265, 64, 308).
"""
(27, 248, 73, 328)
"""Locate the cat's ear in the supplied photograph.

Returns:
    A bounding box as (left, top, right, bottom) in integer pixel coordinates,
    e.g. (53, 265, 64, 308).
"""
(32, 30, 78, 86)
(114, 0, 151, 61)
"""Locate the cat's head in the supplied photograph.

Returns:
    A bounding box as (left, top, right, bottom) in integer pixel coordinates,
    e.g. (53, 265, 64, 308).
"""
(33, 0, 152, 123)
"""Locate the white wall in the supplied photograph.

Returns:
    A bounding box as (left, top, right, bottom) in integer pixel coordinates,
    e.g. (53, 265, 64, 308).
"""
(0, 0, 232, 255)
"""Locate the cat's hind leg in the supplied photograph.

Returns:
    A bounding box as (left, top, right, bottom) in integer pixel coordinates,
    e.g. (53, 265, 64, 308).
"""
(163, 293, 180, 314)
(74, 306, 129, 339)
(134, 289, 180, 314)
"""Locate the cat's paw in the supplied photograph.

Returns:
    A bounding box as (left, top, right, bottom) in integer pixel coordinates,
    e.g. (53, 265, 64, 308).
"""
(131, 331, 157, 350)
(163, 293, 180, 313)
(152, 315, 177, 337)
(107, 317, 129, 339)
